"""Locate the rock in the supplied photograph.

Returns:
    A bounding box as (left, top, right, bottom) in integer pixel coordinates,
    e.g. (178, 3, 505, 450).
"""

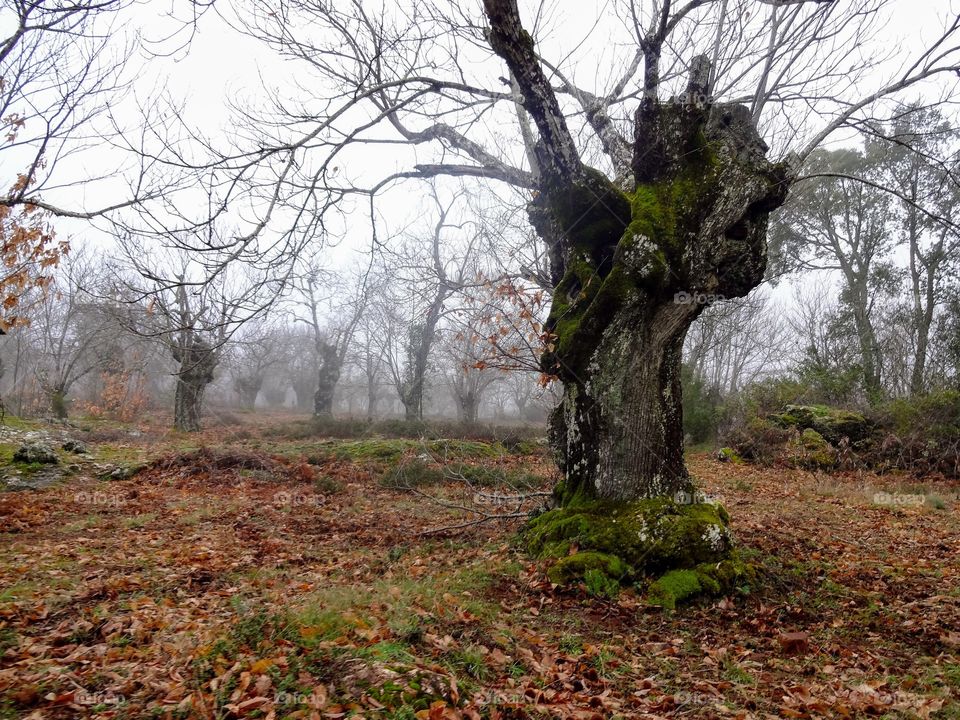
(13, 443, 59, 465)
(62, 439, 89, 454)
(771, 404, 874, 445)
(105, 465, 143, 481)
(716, 447, 742, 463)
(787, 428, 838, 470)
(3, 477, 37, 491)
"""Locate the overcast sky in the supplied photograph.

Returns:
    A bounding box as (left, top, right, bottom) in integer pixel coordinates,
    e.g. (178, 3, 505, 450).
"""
(10, 0, 960, 293)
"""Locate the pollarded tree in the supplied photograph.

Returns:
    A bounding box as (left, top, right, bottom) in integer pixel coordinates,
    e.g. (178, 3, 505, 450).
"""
(197, 0, 960, 583)
(229, 318, 281, 410)
(115, 240, 274, 432)
(289, 261, 370, 418)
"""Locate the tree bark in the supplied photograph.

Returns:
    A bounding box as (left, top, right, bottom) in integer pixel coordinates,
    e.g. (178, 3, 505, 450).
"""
(550, 302, 700, 502)
(313, 341, 341, 417)
(50, 388, 68, 419)
(174, 376, 207, 432)
(482, 0, 791, 504)
(172, 338, 216, 432)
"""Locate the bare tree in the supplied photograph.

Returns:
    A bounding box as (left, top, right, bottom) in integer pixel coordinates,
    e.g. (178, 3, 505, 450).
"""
(685, 290, 790, 396)
(114, 233, 275, 431)
(369, 189, 483, 421)
(193, 0, 960, 513)
(229, 319, 280, 410)
(289, 260, 370, 417)
(441, 316, 498, 425)
(30, 249, 115, 417)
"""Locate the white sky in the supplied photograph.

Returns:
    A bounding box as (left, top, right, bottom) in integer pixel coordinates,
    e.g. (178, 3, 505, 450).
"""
(7, 0, 960, 289)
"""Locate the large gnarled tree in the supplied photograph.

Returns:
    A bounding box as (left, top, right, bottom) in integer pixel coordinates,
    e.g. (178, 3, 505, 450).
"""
(180, 0, 960, 586)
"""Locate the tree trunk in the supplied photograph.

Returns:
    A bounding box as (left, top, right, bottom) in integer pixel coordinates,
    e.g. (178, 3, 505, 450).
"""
(235, 376, 262, 411)
(366, 382, 378, 421)
(174, 376, 207, 432)
(850, 289, 883, 402)
(50, 388, 68, 419)
(172, 337, 217, 432)
(456, 389, 479, 425)
(550, 301, 700, 503)
(403, 396, 420, 422)
(313, 341, 341, 417)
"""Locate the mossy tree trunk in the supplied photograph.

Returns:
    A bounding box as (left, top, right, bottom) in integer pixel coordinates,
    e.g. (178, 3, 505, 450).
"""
(50, 388, 68, 420)
(172, 337, 217, 432)
(484, 2, 791, 506)
(313, 340, 342, 417)
(234, 375, 262, 410)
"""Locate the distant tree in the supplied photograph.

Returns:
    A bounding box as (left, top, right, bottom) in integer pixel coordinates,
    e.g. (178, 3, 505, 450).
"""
(290, 261, 370, 418)
(31, 250, 115, 418)
(775, 148, 898, 403)
(872, 105, 960, 395)
(229, 319, 279, 410)
(376, 189, 481, 421)
(115, 237, 273, 432)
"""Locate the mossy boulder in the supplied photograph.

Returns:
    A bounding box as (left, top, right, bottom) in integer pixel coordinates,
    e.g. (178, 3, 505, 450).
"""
(787, 428, 838, 470)
(547, 551, 631, 585)
(526, 498, 733, 581)
(716, 447, 742, 463)
(771, 404, 874, 445)
(525, 498, 756, 609)
(13, 443, 59, 465)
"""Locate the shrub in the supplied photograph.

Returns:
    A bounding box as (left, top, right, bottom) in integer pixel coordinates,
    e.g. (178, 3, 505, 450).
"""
(869, 391, 960, 477)
(724, 390, 960, 478)
(723, 417, 791, 464)
(682, 364, 721, 445)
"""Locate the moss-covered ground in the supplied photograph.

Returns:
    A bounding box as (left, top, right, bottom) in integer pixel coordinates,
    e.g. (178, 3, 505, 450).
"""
(0, 411, 958, 718)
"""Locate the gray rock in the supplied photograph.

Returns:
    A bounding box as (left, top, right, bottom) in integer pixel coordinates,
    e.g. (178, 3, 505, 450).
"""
(13, 443, 59, 465)
(62, 439, 89, 454)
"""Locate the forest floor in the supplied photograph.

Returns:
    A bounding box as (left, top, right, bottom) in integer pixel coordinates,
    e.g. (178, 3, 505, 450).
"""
(0, 412, 958, 720)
